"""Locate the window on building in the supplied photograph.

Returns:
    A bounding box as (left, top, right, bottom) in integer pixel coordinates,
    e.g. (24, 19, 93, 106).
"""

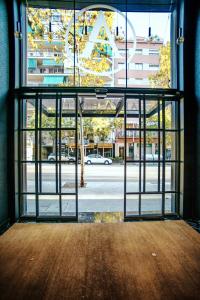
(135, 49, 143, 55)
(118, 78, 126, 85)
(149, 49, 159, 55)
(135, 63, 143, 70)
(149, 64, 160, 70)
(118, 62, 125, 69)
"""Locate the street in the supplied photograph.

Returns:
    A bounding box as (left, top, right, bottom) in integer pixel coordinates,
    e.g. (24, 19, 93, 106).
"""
(24, 164, 175, 216)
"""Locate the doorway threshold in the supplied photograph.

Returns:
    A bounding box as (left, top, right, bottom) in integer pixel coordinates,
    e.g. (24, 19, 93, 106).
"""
(78, 212, 123, 223)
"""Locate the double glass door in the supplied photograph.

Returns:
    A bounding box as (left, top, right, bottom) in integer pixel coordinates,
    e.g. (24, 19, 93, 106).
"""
(18, 91, 180, 221)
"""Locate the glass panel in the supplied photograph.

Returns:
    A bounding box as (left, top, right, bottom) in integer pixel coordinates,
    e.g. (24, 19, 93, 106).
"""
(40, 131, 56, 161)
(41, 163, 56, 193)
(39, 195, 59, 216)
(126, 194, 139, 216)
(165, 162, 177, 192)
(22, 99, 35, 129)
(165, 193, 176, 214)
(59, 130, 76, 160)
(61, 164, 76, 193)
(165, 131, 177, 160)
(141, 194, 162, 215)
(61, 98, 76, 128)
(26, 7, 171, 88)
(27, 7, 74, 86)
(40, 99, 56, 128)
(62, 195, 76, 217)
(126, 131, 143, 161)
(22, 131, 35, 161)
(22, 163, 35, 193)
(145, 100, 160, 129)
(142, 131, 159, 161)
(127, 13, 171, 89)
(21, 194, 36, 216)
(126, 98, 142, 128)
(126, 163, 141, 193)
(145, 163, 158, 192)
(165, 101, 177, 130)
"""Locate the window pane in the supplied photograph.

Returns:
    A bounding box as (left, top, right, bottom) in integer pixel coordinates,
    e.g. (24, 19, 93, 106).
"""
(40, 131, 56, 161)
(61, 98, 76, 128)
(41, 163, 56, 193)
(141, 194, 162, 215)
(62, 195, 76, 217)
(22, 131, 35, 161)
(40, 99, 56, 128)
(61, 163, 76, 193)
(126, 194, 139, 216)
(21, 194, 36, 216)
(26, 7, 172, 88)
(165, 193, 176, 214)
(39, 195, 60, 216)
(22, 99, 35, 129)
(22, 163, 35, 193)
(145, 163, 158, 192)
(126, 163, 141, 193)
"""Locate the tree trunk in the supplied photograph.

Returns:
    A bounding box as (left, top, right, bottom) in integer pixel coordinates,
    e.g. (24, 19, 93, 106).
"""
(80, 116, 85, 187)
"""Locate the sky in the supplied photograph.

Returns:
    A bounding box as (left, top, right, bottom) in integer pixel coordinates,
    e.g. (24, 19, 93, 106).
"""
(117, 12, 170, 43)
(128, 13, 171, 42)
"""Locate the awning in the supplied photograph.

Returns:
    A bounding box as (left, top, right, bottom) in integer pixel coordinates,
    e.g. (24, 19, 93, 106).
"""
(26, 0, 176, 12)
(28, 58, 37, 68)
(42, 59, 64, 66)
(43, 76, 65, 84)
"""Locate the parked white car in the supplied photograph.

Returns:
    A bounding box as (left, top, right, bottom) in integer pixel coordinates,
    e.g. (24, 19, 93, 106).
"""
(48, 153, 75, 162)
(84, 154, 112, 165)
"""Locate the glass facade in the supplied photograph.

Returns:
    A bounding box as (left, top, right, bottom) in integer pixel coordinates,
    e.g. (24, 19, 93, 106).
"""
(26, 4, 171, 88)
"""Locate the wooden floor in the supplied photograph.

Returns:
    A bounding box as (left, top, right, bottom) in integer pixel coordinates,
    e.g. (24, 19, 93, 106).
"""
(0, 221, 200, 300)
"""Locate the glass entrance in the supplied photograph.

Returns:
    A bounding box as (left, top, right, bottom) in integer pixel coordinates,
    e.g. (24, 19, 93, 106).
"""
(17, 89, 181, 221)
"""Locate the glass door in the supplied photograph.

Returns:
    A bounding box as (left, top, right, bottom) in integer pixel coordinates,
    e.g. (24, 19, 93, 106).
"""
(124, 94, 180, 219)
(20, 93, 78, 221)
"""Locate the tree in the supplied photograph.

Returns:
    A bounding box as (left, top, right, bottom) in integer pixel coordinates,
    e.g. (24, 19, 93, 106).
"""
(149, 42, 171, 88)
(148, 42, 173, 152)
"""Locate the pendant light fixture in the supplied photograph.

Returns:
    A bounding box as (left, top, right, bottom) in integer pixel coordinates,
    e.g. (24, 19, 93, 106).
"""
(148, 13, 152, 39)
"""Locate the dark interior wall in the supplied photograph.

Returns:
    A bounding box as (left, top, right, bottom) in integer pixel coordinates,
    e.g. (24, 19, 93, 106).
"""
(0, 0, 9, 230)
(183, 0, 200, 219)
(195, 5, 200, 218)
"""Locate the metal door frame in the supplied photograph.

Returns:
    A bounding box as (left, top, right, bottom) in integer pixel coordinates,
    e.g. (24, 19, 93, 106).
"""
(124, 93, 181, 220)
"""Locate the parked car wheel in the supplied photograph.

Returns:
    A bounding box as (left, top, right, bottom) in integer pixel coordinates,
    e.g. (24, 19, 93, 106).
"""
(49, 158, 55, 161)
(104, 160, 109, 165)
(69, 158, 75, 163)
(87, 160, 92, 165)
